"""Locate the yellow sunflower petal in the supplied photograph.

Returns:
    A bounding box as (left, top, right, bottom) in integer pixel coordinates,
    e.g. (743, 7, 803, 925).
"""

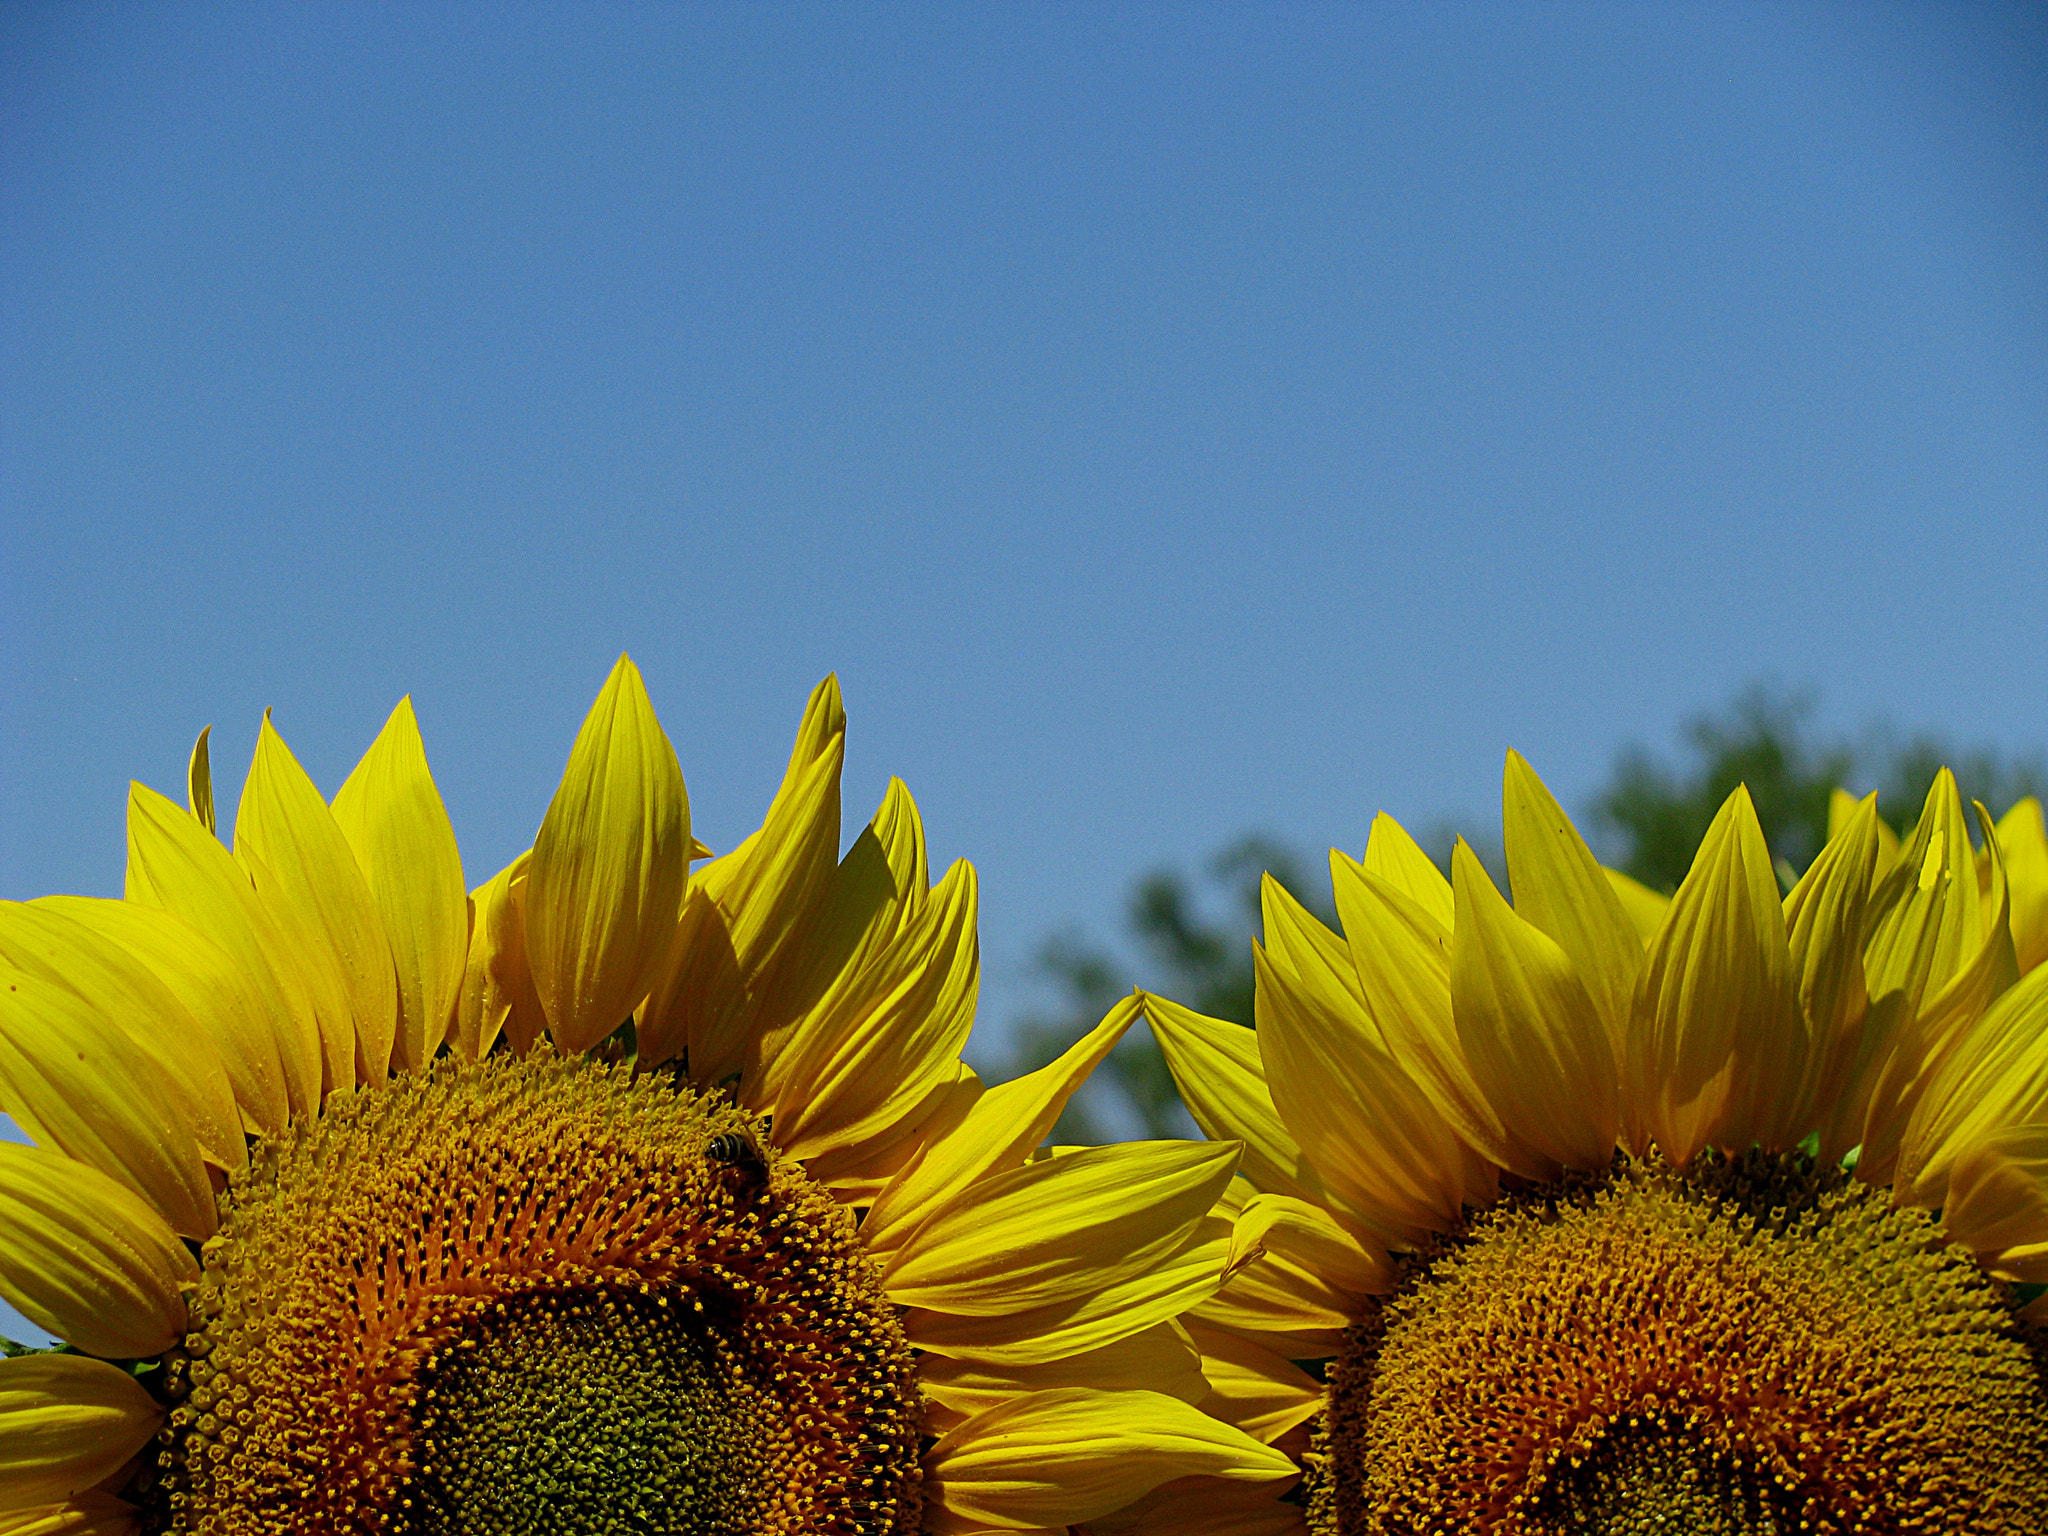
(30, 897, 289, 1139)
(1502, 752, 1643, 1058)
(1602, 866, 1670, 945)
(881, 1140, 1240, 1315)
(0, 1493, 141, 1536)
(1360, 812, 1453, 932)
(1184, 1320, 1326, 1445)
(330, 697, 467, 1073)
(1254, 934, 1467, 1244)
(0, 1354, 160, 1506)
(0, 965, 215, 1240)
(524, 655, 690, 1054)
(1140, 993, 1325, 1204)
(1866, 772, 2000, 1025)
(1993, 797, 2048, 974)
(123, 783, 321, 1118)
(1327, 851, 1520, 1189)
(1076, 1475, 1307, 1536)
(0, 1142, 196, 1360)
(642, 678, 847, 1075)
(1861, 797, 2021, 1186)
(1939, 1122, 2048, 1273)
(798, 1061, 982, 1204)
(1627, 785, 1801, 1166)
(450, 852, 547, 1061)
(1450, 840, 1619, 1172)
(768, 855, 979, 1170)
(1832, 785, 1903, 881)
(907, 1217, 1234, 1366)
(1890, 963, 2048, 1209)
(923, 1387, 1296, 1534)
(640, 885, 746, 1080)
(0, 903, 244, 1176)
(1229, 1190, 1393, 1300)
(1781, 795, 1880, 1151)
(1261, 879, 1366, 1010)
(862, 996, 1143, 1261)
(917, 1323, 1208, 1428)
(233, 712, 398, 1086)
(185, 727, 214, 836)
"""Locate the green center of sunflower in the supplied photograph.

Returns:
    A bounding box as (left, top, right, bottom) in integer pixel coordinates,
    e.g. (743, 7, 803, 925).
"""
(400, 1287, 770, 1535)
(1309, 1149, 2048, 1535)
(139, 1052, 925, 1536)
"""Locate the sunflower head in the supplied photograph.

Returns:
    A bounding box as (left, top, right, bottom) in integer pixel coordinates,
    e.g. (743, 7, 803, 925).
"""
(0, 659, 1296, 1536)
(1149, 752, 2048, 1534)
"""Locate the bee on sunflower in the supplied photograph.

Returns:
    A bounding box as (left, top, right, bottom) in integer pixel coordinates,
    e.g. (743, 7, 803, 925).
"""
(0, 658, 1293, 1536)
(1143, 754, 2048, 1535)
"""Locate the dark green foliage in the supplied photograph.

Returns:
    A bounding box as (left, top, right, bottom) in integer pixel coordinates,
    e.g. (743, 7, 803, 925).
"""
(1596, 684, 2046, 892)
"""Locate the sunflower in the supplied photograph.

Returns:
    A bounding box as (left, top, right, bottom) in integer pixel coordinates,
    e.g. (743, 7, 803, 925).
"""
(1829, 786, 2048, 978)
(1143, 753, 2048, 1534)
(0, 657, 1293, 1536)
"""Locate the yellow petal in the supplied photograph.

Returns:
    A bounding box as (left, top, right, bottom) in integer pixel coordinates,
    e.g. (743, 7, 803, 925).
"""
(1860, 796, 2020, 1186)
(1865, 771, 1995, 1024)
(1254, 935, 1466, 1244)
(801, 1061, 982, 1203)
(1360, 812, 1453, 932)
(907, 1217, 1234, 1367)
(1186, 1189, 1367, 1358)
(1889, 962, 2048, 1209)
(0, 1493, 141, 1536)
(862, 996, 1143, 1262)
(641, 678, 848, 1075)
(1993, 797, 2048, 975)
(185, 726, 214, 837)
(0, 1142, 196, 1359)
(524, 656, 690, 1053)
(1602, 867, 1670, 945)
(32, 897, 289, 1139)
(330, 698, 467, 1073)
(1627, 786, 1800, 1166)
(1140, 993, 1324, 1204)
(923, 1387, 1297, 1533)
(449, 852, 546, 1062)
(1261, 877, 1366, 1010)
(745, 782, 942, 1105)
(882, 1140, 1240, 1315)
(0, 1354, 160, 1506)
(1327, 852, 1518, 1189)
(0, 965, 216, 1240)
(0, 902, 244, 1176)
(1501, 752, 1642, 1058)
(917, 1323, 1208, 1426)
(1233, 1188, 1392, 1296)
(1781, 796, 1879, 1151)
(233, 712, 398, 1086)
(1450, 841, 1618, 1172)
(1076, 1476, 1307, 1536)
(1184, 1321, 1326, 1444)
(123, 783, 321, 1118)
(1831, 786, 1900, 883)
(772, 857, 979, 1170)
(1939, 1122, 2048, 1271)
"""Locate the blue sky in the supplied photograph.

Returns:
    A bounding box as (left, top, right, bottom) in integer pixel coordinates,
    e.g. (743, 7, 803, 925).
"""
(4, 1, 2044, 1072)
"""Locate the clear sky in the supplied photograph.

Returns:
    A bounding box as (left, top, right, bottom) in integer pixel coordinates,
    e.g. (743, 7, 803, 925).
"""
(4, 2, 2044, 1058)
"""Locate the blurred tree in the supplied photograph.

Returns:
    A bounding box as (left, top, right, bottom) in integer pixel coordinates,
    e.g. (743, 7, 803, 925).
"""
(1011, 684, 2045, 1141)
(1594, 685, 1853, 890)
(1595, 684, 2047, 892)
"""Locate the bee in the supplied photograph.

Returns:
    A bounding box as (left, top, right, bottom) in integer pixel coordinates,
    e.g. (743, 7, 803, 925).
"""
(705, 1129, 769, 1198)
